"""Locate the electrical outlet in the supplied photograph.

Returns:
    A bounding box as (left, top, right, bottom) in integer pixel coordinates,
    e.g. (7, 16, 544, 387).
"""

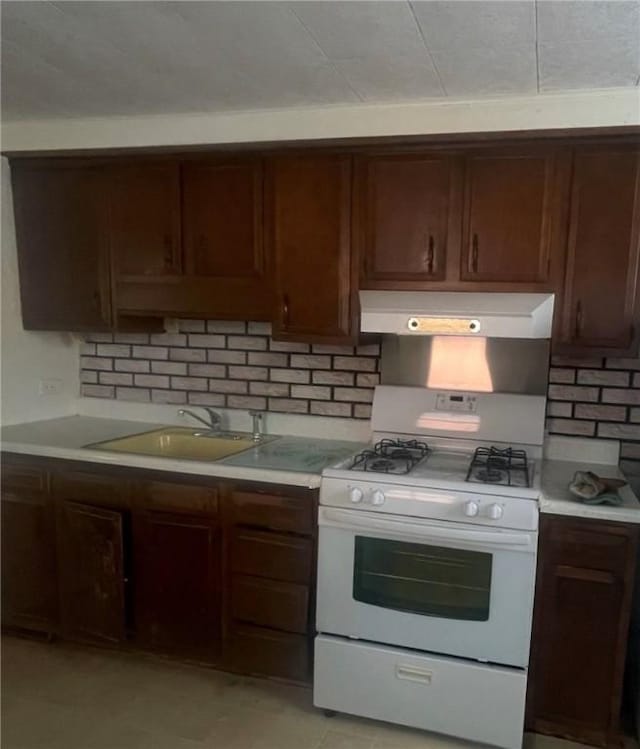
(39, 378, 63, 396)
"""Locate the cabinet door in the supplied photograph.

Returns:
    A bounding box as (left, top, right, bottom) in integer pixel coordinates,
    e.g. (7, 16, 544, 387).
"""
(133, 509, 220, 660)
(268, 154, 354, 342)
(1, 468, 57, 633)
(109, 162, 181, 277)
(559, 147, 640, 354)
(11, 163, 112, 331)
(461, 149, 557, 284)
(56, 500, 126, 643)
(359, 153, 457, 284)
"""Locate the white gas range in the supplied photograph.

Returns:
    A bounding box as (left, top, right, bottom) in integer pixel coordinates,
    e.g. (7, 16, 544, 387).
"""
(314, 385, 546, 749)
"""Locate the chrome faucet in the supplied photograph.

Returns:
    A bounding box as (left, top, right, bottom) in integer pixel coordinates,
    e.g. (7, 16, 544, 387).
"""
(178, 408, 222, 433)
(249, 410, 264, 442)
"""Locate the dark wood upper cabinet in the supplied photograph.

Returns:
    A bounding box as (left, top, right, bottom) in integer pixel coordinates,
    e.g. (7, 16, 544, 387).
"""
(109, 162, 182, 277)
(359, 153, 458, 285)
(267, 154, 355, 342)
(56, 500, 127, 644)
(11, 163, 112, 331)
(461, 149, 557, 284)
(558, 146, 640, 355)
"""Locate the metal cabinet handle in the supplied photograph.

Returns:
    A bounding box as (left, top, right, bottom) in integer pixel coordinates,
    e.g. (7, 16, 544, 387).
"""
(575, 300, 584, 339)
(471, 233, 479, 273)
(424, 235, 435, 275)
(163, 235, 173, 270)
(282, 294, 290, 327)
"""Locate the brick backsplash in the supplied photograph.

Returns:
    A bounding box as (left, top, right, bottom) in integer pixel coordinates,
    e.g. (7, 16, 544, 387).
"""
(547, 355, 640, 484)
(80, 321, 380, 420)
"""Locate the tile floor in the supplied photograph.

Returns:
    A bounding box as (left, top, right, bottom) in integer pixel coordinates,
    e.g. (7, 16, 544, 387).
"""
(0, 636, 630, 749)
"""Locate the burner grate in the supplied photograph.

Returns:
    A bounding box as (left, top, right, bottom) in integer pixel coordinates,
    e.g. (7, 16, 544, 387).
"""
(350, 438, 430, 474)
(466, 446, 531, 487)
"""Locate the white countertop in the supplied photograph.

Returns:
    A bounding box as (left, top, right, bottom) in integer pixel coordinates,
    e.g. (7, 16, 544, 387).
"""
(0, 416, 363, 489)
(540, 458, 640, 524)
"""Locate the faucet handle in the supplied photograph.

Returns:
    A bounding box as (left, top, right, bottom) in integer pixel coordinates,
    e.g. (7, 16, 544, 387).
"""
(203, 408, 222, 429)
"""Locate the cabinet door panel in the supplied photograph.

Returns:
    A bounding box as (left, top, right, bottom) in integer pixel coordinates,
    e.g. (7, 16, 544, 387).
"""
(461, 151, 555, 284)
(268, 155, 354, 341)
(360, 154, 454, 283)
(11, 164, 112, 330)
(110, 162, 181, 277)
(1, 489, 57, 633)
(133, 510, 220, 660)
(56, 501, 126, 643)
(560, 148, 640, 354)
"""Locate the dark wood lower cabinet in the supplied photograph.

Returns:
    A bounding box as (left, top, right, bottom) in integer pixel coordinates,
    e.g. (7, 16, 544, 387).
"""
(527, 515, 639, 747)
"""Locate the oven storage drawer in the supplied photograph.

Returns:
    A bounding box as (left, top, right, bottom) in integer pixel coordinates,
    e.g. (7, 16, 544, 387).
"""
(314, 634, 527, 749)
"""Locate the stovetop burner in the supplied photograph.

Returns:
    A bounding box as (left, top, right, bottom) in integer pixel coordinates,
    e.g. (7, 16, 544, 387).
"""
(466, 446, 531, 488)
(350, 438, 430, 475)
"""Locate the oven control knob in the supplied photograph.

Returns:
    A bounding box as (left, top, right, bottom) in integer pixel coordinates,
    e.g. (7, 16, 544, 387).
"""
(371, 489, 386, 506)
(487, 503, 504, 520)
(349, 487, 364, 504)
(464, 500, 480, 517)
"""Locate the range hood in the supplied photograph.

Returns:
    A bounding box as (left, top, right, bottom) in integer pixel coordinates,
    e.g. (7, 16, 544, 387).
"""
(360, 291, 554, 339)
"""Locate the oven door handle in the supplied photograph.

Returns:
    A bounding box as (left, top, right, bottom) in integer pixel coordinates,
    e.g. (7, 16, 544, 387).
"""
(319, 507, 534, 549)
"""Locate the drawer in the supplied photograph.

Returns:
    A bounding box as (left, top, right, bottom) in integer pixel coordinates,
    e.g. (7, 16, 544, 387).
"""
(1, 460, 46, 493)
(226, 623, 311, 682)
(229, 490, 313, 534)
(231, 528, 312, 584)
(314, 634, 526, 749)
(231, 574, 309, 634)
(546, 519, 632, 575)
(138, 480, 218, 514)
(51, 469, 127, 509)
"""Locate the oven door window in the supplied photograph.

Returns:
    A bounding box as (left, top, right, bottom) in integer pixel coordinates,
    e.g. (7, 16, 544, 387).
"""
(353, 536, 492, 621)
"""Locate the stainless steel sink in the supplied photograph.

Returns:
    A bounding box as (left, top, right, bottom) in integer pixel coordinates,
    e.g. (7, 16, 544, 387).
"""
(86, 427, 275, 462)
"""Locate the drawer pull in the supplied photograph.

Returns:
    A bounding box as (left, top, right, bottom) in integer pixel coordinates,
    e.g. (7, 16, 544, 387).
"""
(396, 664, 433, 685)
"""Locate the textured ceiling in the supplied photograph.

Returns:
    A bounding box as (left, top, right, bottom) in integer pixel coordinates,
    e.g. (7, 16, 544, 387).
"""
(2, 1, 639, 121)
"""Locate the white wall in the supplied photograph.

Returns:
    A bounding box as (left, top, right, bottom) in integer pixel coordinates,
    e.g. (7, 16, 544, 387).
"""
(0, 157, 79, 425)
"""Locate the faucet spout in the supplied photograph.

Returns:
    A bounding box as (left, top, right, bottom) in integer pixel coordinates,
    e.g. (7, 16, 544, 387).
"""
(178, 408, 222, 432)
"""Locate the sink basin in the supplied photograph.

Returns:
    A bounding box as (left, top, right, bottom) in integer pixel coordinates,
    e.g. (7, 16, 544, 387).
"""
(87, 427, 266, 462)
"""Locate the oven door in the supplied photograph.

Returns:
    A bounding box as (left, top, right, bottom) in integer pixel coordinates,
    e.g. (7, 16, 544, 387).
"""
(316, 506, 537, 668)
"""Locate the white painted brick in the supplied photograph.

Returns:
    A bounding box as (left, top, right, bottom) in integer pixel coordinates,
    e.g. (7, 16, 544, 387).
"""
(171, 376, 208, 392)
(99, 372, 133, 387)
(227, 395, 267, 410)
(248, 352, 288, 367)
(635, 373, 640, 388)
(548, 368, 575, 384)
(116, 387, 151, 403)
(80, 356, 112, 371)
(228, 366, 268, 381)
(547, 401, 572, 417)
(189, 364, 226, 378)
(247, 322, 272, 335)
(208, 350, 246, 364)
(151, 361, 188, 376)
(621, 442, 640, 459)
(80, 370, 98, 384)
(270, 369, 310, 384)
(546, 418, 595, 436)
(269, 340, 310, 353)
(96, 344, 131, 358)
(170, 348, 206, 363)
(312, 344, 354, 355)
(334, 387, 375, 403)
(601, 388, 640, 405)
(249, 382, 290, 397)
(188, 392, 225, 407)
(115, 359, 150, 373)
(354, 404, 373, 419)
(113, 333, 149, 344)
(86, 333, 113, 343)
(574, 404, 627, 421)
(208, 379, 248, 394)
(81, 384, 114, 398)
(606, 358, 640, 370)
(268, 398, 309, 414)
(134, 374, 170, 389)
(80, 343, 96, 356)
(313, 371, 354, 386)
(356, 373, 380, 387)
(334, 356, 377, 373)
(150, 333, 188, 346)
(228, 335, 267, 351)
(152, 389, 187, 405)
(631, 408, 640, 423)
(188, 334, 226, 348)
(547, 385, 599, 402)
(178, 319, 206, 333)
(207, 321, 246, 334)
(290, 385, 331, 400)
(132, 345, 168, 360)
(290, 354, 331, 370)
(597, 423, 640, 440)
(357, 343, 381, 356)
(310, 402, 352, 417)
(577, 369, 629, 386)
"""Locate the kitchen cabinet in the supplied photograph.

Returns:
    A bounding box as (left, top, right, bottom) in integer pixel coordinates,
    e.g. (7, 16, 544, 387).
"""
(132, 480, 221, 660)
(557, 146, 640, 356)
(10, 162, 112, 331)
(527, 514, 638, 747)
(0, 457, 57, 634)
(267, 154, 356, 343)
(358, 153, 458, 285)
